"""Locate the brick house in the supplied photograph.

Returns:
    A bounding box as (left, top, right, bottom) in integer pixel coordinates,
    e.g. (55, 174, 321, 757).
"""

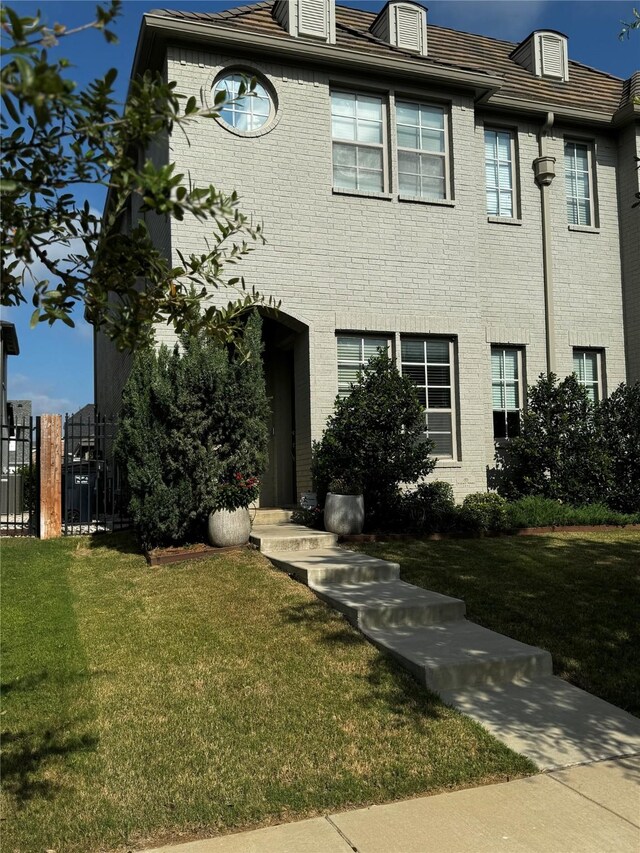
(95, 0, 639, 505)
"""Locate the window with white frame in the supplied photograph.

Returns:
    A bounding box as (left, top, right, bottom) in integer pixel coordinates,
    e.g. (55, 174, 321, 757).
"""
(491, 347, 523, 440)
(396, 101, 448, 200)
(331, 92, 385, 192)
(485, 129, 516, 217)
(564, 141, 594, 226)
(401, 337, 456, 457)
(337, 335, 391, 396)
(573, 349, 601, 402)
(213, 72, 273, 132)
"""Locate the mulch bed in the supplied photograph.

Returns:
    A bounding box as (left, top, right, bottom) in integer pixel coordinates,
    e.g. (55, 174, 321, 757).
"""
(145, 542, 252, 567)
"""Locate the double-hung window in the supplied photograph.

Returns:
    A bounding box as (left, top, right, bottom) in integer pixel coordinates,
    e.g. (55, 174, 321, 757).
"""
(401, 337, 456, 457)
(485, 129, 516, 217)
(337, 335, 391, 396)
(396, 101, 448, 200)
(331, 92, 385, 193)
(564, 141, 594, 226)
(573, 349, 601, 402)
(491, 347, 523, 440)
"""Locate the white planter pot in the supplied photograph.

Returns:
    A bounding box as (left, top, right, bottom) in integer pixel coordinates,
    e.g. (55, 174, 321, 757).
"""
(324, 493, 365, 535)
(207, 507, 251, 547)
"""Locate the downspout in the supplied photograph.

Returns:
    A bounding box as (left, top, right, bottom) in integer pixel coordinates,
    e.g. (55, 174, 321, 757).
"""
(533, 112, 557, 375)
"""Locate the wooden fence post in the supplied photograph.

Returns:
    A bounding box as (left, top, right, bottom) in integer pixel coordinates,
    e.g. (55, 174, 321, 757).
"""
(39, 414, 62, 539)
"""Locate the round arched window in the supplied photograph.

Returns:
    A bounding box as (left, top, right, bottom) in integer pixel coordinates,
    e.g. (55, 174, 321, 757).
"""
(213, 72, 273, 133)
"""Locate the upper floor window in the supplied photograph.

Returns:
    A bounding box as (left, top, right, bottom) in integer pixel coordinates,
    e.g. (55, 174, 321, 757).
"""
(401, 337, 456, 457)
(564, 141, 594, 227)
(573, 349, 601, 402)
(396, 101, 448, 200)
(491, 346, 523, 440)
(337, 334, 391, 396)
(331, 92, 385, 193)
(485, 129, 515, 217)
(214, 72, 273, 133)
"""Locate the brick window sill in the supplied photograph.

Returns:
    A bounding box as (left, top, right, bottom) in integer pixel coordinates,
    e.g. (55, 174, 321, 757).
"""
(332, 188, 393, 201)
(487, 216, 522, 226)
(398, 195, 455, 208)
(568, 224, 600, 234)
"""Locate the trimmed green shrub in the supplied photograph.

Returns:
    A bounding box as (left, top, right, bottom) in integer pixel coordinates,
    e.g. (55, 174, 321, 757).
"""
(311, 351, 436, 529)
(460, 492, 508, 533)
(399, 481, 457, 533)
(599, 383, 640, 513)
(506, 496, 640, 528)
(115, 312, 269, 550)
(497, 373, 610, 506)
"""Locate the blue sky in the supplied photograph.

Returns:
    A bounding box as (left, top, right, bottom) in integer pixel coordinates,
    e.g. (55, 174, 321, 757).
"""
(4, 0, 639, 416)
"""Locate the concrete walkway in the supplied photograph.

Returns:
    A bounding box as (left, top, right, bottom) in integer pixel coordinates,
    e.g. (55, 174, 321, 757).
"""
(148, 755, 640, 852)
(252, 527, 640, 771)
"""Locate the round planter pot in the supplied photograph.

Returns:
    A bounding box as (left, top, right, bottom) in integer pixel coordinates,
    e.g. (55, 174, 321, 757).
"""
(207, 507, 251, 547)
(324, 493, 365, 535)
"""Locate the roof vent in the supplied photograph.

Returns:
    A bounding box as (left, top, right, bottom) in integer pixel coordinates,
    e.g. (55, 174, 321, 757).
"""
(273, 0, 336, 43)
(511, 30, 569, 81)
(370, 2, 428, 56)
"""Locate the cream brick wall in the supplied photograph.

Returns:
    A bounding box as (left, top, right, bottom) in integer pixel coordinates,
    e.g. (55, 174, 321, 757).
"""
(96, 41, 633, 500)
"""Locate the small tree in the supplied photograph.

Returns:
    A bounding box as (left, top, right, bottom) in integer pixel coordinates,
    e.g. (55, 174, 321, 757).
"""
(599, 382, 640, 513)
(312, 351, 435, 527)
(497, 373, 610, 505)
(115, 312, 269, 549)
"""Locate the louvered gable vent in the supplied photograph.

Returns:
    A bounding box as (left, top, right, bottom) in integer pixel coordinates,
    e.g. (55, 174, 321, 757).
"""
(370, 2, 427, 56)
(299, 0, 327, 38)
(272, 0, 335, 43)
(511, 30, 568, 82)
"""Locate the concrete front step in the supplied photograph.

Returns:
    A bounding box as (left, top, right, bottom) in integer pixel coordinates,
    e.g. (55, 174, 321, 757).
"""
(362, 620, 553, 692)
(251, 524, 336, 552)
(265, 546, 400, 585)
(313, 579, 466, 630)
(253, 508, 293, 526)
(441, 676, 640, 770)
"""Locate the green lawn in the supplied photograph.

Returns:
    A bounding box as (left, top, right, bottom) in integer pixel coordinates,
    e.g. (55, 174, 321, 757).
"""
(1, 536, 534, 853)
(354, 531, 640, 717)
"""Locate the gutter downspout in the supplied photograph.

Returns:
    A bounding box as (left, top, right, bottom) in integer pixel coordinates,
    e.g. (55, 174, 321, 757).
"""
(533, 112, 557, 374)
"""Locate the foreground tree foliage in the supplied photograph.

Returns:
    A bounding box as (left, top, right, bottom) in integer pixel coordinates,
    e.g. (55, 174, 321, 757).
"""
(312, 352, 436, 528)
(497, 375, 640, 514)
(115, 312, 269, 550)
(1, 1, 272, 350)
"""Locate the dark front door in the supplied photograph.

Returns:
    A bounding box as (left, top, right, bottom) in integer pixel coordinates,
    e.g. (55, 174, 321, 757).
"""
(261, 343, 296, 508)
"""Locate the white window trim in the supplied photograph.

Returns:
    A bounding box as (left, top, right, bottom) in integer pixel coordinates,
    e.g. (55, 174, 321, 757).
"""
(336, 333, 392, 397)
(572, 348, 604, 403)
(394, 99, 451, 202)
(484, 127, 518, 219)
(331, 90, 388, 194)
(400, 336, 458, 460)
(564, 139, 596, 228)
(491, 346, 525, 442)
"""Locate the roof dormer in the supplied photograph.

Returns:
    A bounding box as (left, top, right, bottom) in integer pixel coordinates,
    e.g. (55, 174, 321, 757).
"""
(273, 0, 336, 44)
(511, 30, 569, 82)
(370, 2, 428, 56)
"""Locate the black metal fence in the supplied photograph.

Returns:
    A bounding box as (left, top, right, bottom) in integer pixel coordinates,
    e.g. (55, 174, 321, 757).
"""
(62, 414, 130, 536)
(0, 417, 37, 536)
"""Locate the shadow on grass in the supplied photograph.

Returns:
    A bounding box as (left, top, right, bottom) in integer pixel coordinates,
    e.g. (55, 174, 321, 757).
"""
(1, 724, 99, 803)
(361, 533, 640, 717)
(86, 530, 141, 555)
(1, 667, 111, 699)
(279, 600, 446, 721)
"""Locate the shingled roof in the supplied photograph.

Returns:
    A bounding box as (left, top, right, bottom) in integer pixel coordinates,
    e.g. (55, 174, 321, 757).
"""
(148, 1, 635, 119)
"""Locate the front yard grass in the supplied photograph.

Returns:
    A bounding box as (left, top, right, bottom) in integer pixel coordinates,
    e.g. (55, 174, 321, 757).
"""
(1, 536, 534, 853)
(354, 530, 640, 717)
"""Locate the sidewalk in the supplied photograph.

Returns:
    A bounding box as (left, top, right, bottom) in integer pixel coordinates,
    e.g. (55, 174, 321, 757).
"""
(149, 755, 640, 853)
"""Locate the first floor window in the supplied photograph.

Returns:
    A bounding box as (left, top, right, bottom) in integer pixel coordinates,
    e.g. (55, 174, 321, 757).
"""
(491, 346, 523, 440)
(337, 335, 391, 396)
(401, 337, 456, 457)
(331, 91, 385, 192)
(573, 349, 601, 402)
(564, 140, 594, 226)
(485, 128, 515, 217)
